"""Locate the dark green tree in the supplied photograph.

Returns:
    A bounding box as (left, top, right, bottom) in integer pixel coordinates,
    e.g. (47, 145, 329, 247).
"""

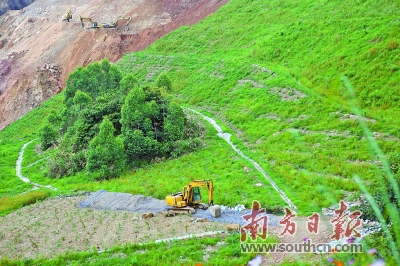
(86, 117, 126, 178)
(39, 124, 59, 150)
(64, 59, 122, 106)
(73, 90, 92, 111)
(47, 110, 62, 127)
(120, 74, 139, 95)
(164, 102, 185, 141)
(121, 88, 160, 161)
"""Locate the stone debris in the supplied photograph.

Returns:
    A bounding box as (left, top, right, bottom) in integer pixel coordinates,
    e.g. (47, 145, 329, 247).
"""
(269, 87, 307, 101)
(141, 212, 154, 219)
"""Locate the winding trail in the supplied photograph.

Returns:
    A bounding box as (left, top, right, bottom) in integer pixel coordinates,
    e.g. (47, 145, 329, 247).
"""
(16, 140, 57, 191)
(188, 108, 297, 211)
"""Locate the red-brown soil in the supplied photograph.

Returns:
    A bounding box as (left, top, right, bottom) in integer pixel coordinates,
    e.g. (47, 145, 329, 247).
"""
(0, 0, 228, 130)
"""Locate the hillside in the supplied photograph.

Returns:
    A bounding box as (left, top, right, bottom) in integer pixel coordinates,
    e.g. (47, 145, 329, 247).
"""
(0, 0, 228, 130)
(0, 0, 399, 265)
(0, 0, 35, 16)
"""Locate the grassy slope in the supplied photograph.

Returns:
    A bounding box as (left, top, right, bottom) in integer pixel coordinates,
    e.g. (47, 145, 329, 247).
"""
(116, 0, 400, 213)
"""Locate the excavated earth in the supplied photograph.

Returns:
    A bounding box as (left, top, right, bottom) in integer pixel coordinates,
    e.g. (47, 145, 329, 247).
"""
(0, 0, 229, 130)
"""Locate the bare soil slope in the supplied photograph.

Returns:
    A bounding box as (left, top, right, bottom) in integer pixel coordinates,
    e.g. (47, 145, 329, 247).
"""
(0, 0, 228, 130)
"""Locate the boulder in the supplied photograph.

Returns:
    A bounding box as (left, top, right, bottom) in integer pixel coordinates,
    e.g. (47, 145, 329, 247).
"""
(142, 212, 154, 219)
(208, 205, 221, 218)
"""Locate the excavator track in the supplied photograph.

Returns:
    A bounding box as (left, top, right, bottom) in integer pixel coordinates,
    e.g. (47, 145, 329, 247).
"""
(166, 207, 196, 214)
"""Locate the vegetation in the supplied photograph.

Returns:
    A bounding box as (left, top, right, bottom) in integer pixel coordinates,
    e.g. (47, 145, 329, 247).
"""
(41, 59, 204, 179)
(0, 233, 253, 265)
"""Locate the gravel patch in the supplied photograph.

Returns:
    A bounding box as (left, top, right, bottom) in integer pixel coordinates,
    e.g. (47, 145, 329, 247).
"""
(78, 191, 281, 226)
(78, 190, 168, 213)
(192, 208, 280, 226)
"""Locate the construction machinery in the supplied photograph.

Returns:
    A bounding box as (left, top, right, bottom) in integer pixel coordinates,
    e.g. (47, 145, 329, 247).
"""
(109, 16, 132, 31)
(80, 16, 131, 31)
(80, 16, 99, 28)
(166, 179, 214, 214)
(62, 10, 72, 22)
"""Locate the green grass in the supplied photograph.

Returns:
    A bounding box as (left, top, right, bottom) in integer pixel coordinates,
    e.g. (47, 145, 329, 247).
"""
(116, 51, 400, 213)
(0, 233, 253, 265)
(0, 189, 50, 216)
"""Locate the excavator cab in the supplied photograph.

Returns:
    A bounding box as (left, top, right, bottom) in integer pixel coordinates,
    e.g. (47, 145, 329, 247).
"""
(192, 187, 201, 202)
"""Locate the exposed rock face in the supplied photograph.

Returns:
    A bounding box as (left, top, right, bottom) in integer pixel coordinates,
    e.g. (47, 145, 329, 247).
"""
(0, 0, 228, 130)
(0, 0, 35, 16)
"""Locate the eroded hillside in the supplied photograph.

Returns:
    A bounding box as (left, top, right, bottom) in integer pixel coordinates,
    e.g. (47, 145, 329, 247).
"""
(0, 0, 228, 130)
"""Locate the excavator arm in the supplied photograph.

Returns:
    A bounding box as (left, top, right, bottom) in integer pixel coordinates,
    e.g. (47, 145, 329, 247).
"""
(109, 16, 132, 30)
(80, 16, 92, 28)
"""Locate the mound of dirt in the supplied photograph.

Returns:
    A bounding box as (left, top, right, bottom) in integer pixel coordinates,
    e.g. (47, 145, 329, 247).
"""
(0, 0, 229, 130)
(78, 190, 168, 213)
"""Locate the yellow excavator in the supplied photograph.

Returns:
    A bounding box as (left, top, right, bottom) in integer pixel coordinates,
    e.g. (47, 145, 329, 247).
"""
(166, 179, 214, 214)
(80, 16, 100, 28)
(80, 16, 131, 30)
(109, 16, 132, 31)
(62, 10, 72, 22)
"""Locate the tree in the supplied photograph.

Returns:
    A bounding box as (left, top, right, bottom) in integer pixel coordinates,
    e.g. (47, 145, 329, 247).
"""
(120, 74, 139, 95)
(164, 102, 185, 141)
(39, 124, 59, 150)
(120, 87, 158, 133)
(64, 59, 122, 106)
(86, 118, 126, 179)
(121, 88, 160, 161)
(123, 129, 159, 161)
(73, 90, 92, 111)
(156, 73, 172, 92)
(47, 110, 62, 127)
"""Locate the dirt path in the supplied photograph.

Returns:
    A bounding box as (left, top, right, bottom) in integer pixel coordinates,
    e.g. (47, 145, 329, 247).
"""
(187, 108, 297, 211)
(16, 140, 57, 191)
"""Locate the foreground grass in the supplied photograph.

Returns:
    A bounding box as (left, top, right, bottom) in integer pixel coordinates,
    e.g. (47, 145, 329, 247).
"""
(0, 233, 253, 265)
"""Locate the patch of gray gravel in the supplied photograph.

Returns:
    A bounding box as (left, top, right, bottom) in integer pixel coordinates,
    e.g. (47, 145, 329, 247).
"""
(78, 191, 281, 226)
(78, 190, 168, 213)
(192, 208, 280, 226)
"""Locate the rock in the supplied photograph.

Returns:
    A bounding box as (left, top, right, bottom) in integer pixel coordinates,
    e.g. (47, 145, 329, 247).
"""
(142, 212, 154, 219)
(226, 223, 240, 231)
(208, 205, 221, 218)
(163, 211, 178, 217)
(234, 204, 245, 211)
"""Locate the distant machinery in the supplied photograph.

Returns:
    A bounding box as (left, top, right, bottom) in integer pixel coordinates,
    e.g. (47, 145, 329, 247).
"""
(80, 16, 131, 31)
(62, 10, 72, 22)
